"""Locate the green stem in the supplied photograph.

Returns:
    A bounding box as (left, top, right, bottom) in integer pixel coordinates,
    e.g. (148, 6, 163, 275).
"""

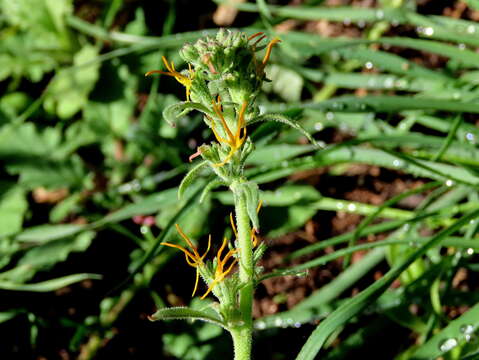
(231, 184, 254, 360)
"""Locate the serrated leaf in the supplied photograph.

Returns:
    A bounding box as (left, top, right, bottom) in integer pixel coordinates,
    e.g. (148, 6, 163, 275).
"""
(149, 307, 227, 329)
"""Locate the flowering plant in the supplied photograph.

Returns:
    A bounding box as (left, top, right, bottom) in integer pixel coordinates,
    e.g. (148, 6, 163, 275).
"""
(147, 29, 315, 360)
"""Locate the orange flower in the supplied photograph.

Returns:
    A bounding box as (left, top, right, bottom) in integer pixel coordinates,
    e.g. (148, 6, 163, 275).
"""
(145, 56, 194, 101)
(201, 237, 238, 299)
(208, 98, 248, 167)
(161, 224, 211, 297)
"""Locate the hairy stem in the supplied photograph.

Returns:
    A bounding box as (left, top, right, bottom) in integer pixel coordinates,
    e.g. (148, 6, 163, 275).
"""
(231, 184, 253, 360)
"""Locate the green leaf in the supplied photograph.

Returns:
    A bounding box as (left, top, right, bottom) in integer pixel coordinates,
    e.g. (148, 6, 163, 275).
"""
(0, 273, 101, 292)
(0, 184, 28, 237)
(162, 101, 213, 126)
(241, 182, 261, 231)
(411, 302, 479, 359)
(257, 248, 385, 329)
(179, 161, 209, 200)
(15, 224, 86, 243)
(246, 144, 316, 166)
(295, 208, 479, 360)
(249, 113, 318, 146)
(44, 44, 100, 118)
(1, 0, 73, 49)
(263, 65, 304, 102)
(149, 307, 227, 329)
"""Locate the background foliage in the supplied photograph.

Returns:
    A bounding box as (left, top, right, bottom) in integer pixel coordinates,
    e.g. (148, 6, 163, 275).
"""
(1, 0, 479, 359)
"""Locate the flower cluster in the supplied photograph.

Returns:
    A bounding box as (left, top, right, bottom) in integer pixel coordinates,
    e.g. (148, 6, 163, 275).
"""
(147, 29, 280, 169)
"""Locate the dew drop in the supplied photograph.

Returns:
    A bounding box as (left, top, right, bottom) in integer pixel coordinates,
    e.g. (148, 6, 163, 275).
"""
(439, 338, 458, 352)
(274, 318, 283, 327)
(375, 9, 384, 20)
(336, 202, 345, 210)
(365, 61, 374, 70)
(466, 132, 476, 144)
(347, 203, 357, 212)
(466, 248, 474, 255)
(392, 159, 404, 168)
(467, 25, 476, 34)
(255, 321, 266, 330)
(445, 179, 455, 187)
(458, 43, 466, 50)
(357, 21, 366, 28)
(326, 112, 335, 121)
(140, 226, 149, 234)
(314, 122, 324, 131)
(343, 18, 352, 26)
(294, 322, 302, 328)
(460, 324, 475, 335)
(418, 27, 434, 36)
(384, 77, 395, 89)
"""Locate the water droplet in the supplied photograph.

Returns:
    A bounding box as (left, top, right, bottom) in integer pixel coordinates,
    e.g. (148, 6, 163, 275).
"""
(285, 318, 294, 328)
(296, 270, 309, 278)
(255, 321, 266, 330)
(384, 77, 395, 89)
(357, 21, 366, 28)
(337, 202, 345, 210)
(439, 338, 458, 352)
(424, 27, 434, 36)
(365, 61, 374, 70)
(460, 324, 475, 335)
(314, 122, 324, 131)
(452, 92, 461, 100)
(418, 27, 434, 36)
(458, 43, 466, 50)
(375, 9, 384, 19)
(274, 318, 283, 327)
(343, 18, 351, 26)
(467, 25, 476, 34)
(347, 203, 357, 212)
(294, 322, 302, 328)
(281, 161, 289, 168)
(392, 159, 404, 168)
(445, 179, 455, 187)
(466, 132, 476, 144)
(326, 112, 335, 121)
(140, 226, 149, 234)
(466, 248, 474, 255)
